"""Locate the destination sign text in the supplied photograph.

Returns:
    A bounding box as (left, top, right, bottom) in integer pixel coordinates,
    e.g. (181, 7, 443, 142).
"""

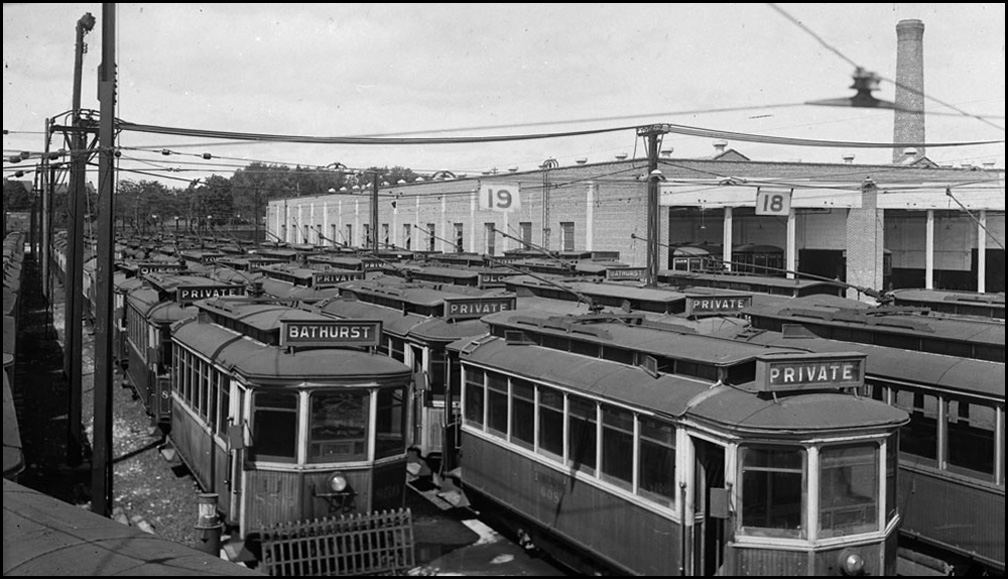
(755, 352, 866, 392)
(443, 296, 517, 320)
(685, 294, 753, 317)
(177, 285, 246, 304)
(281, 319, 382, 348)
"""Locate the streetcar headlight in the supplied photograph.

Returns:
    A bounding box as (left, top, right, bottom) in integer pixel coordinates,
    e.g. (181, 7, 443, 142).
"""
(838, 549, 865, 576)
(327, 471, 349, 493)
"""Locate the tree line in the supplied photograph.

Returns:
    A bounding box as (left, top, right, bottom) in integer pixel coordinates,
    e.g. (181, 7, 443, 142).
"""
(4, 162, 420, 234)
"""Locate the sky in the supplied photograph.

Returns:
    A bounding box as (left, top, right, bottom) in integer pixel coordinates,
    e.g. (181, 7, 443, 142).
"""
(3, 3, 1005, 189)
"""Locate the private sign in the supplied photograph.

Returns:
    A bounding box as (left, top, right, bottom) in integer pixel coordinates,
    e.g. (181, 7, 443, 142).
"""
(755, 352, 866, 392)
(176, 285, 246, 304)
(313, 270, 364, 286)
(443, 296, 517, 320)
(685, 294, 753, 317)
(280, 319, 382, 348)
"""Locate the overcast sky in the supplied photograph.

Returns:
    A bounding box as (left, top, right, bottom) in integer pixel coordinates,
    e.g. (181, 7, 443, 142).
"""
(3, 3, 1005, 188)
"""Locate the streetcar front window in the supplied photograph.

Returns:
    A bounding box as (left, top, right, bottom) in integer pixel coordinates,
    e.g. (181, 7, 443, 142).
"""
(252, 391, 298, 463)
(374, 388, 406, 459)
(308, 390, 368, 463)
(819, 443, 879, 538)
(739, 446, 806, 538)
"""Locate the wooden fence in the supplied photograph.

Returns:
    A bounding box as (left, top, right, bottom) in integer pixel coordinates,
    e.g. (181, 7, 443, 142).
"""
(259, 508, 415, 576)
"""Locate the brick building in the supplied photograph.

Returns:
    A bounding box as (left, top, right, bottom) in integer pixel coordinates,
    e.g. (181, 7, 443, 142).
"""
(267, 154, 1004, 297)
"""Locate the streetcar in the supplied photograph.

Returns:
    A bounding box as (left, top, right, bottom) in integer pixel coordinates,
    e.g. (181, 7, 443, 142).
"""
(727, 327, 1005, 575)
(123, 272, 246, 427)
(168, 298, 413, 548)
(743, 294, 1005, 362)
(889, 288, 1005, 320)
(255, 262, 364, 303)
(450, 308, 909, 575)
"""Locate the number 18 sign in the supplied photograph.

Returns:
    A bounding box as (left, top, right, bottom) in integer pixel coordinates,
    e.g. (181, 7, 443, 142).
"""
(479, 183, 521, 212)
(755, 188, 792, 216)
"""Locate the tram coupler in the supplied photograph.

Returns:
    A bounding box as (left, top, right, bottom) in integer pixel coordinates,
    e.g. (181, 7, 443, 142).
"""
(194, 493, 223, 556)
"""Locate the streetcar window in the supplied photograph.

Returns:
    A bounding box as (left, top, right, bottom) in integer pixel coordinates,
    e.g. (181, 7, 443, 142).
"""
(510, 379, 535, 449)
(886, 432, 897, 522)
(208, 368, 220, 428)
(252, 391, 298, 463)
(601, 406, 633, 489)
(463, 368, 485, 427)
(739, 446, 806, 538)
(429, 351, 448, 399)
(390, 337, 406, 363)
(920, 338, 972, 359)
(538, 387, 564, 460)
(947, 399, 996, 480)
(638, 417, 676, 507)
(570, 339, 599, 357)
(893, 390, 938, 467)
(375, 388, 406, 459)
(567, 396, 597, 474)
(819, 443, 879, 538)
(601, 345, 634, 365)
(217, 374, 229, 437)
(486, 373, 509, 437)
(309, 390, 368, 463)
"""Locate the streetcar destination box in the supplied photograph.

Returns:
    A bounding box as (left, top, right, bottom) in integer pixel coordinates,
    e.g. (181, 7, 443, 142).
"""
(685, 294, 753, 317)
(443, 295, 517, 320)
(312, 270, 365, 286)
(176, 284, 246, 304)
(605, 267, 647, 281)
(138, 262, 184, 275)
(281, 319, 382, 348)
(755, 351, 866, 392)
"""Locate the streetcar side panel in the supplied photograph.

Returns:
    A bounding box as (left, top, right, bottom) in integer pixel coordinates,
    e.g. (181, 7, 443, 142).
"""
(463, 433, 680, 575)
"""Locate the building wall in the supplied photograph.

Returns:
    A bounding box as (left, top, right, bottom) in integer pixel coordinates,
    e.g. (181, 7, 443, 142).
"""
(265, 159, 1003, 293)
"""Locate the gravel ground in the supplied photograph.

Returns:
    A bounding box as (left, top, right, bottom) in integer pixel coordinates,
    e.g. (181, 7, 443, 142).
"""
(16, 259, 206, 550)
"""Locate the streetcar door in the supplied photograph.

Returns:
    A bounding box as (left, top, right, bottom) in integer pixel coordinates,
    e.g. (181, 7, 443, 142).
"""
(693, 438, 727, 576)
(227, 381, 248, 518)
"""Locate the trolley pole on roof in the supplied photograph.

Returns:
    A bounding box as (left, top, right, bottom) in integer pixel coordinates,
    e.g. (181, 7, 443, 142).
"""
(637, 125, 668, 287)
(65, 11, 96, 467)
(91, 2, 116, 518)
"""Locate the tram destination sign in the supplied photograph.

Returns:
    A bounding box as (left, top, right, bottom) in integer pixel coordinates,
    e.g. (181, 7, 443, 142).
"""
(176, 285, 247, 305)
(685, 294, 753, 317)
(138, 262, 184, 275)
(606, 267, 647, 281)
(312, 270, 365, 286)
(443, 295, 517, 320)
(755, 352, 866, 392)
(478, 271, 517, 286)
(281, 319, 382, 348)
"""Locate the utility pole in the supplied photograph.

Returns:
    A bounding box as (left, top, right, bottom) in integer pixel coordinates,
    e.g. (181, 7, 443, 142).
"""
(65, 11, 96, 467)
(540, 158, 558, 251)
(637, 124, 668, 287)
(92, 2, 116, 518)
(41, 118, 51, 302)
(370, 172, 380, 253)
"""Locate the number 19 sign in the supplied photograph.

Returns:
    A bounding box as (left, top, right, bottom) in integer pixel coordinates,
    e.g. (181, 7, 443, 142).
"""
(755, 188, 792, 216)
(479, 183, 521, 212)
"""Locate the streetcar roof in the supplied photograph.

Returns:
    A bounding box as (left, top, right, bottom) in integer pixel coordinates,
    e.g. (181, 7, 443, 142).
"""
(173, 318, 412, 382)
(484, 310, 796, 366)
(890, 288, 1005, 307)
(745, 295, 1006, 345)
(458, 338, 907, 433)
(729, 329, 1004, 400)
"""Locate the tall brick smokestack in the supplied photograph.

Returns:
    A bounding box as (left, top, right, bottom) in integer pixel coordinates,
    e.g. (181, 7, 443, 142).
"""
(893, 19, 925, 163)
